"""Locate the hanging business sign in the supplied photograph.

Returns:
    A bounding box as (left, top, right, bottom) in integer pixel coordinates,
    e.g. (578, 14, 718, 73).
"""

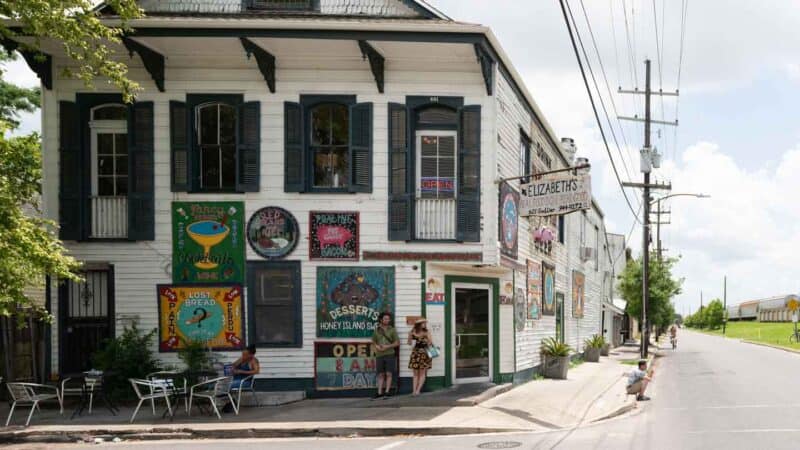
(172, 202, 245, 283)
(572, 270, 586, 318)
(499, 182, 520, 259)
(542, 263, 556, 316)
(309, 211, 359, 261)
(157, 284, 244, 352)
(527, 260, 542, 320)
(247, 207, 299, 260)
(316, 267, 395, 338)
(520, 174, 591, 217)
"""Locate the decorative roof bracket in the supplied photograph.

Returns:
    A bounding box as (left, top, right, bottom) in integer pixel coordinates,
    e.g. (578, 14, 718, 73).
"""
(122, 37, 165, 92)
(1, 39, 52, 90)
(358, 40, 384, 94)
(474, 43, 494, 96)
(241, 37, 276, 93)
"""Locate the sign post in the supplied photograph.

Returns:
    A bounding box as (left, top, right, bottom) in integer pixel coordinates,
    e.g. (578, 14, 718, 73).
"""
(789, 298, 799, 339)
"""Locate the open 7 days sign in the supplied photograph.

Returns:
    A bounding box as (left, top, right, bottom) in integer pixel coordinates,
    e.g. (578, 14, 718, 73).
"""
(520, 174, 591, 217)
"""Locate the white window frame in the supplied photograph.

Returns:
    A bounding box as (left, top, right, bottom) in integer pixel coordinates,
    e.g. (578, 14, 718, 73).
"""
(415, 130, 458, 199)
(89, 104, 128, 197)
(195, 102, 237, 191)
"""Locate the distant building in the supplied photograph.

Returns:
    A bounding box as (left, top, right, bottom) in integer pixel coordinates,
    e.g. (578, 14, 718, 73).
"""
(727, 295, 799, 322)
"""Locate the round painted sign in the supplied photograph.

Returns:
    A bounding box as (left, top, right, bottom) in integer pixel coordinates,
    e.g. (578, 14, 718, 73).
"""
(544, 271, 555, 308)
(247, 207, 299, 260)
(501, 192, 518, 250)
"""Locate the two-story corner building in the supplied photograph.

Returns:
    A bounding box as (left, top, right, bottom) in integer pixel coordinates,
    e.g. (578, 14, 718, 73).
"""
(7, 0, 614, 395)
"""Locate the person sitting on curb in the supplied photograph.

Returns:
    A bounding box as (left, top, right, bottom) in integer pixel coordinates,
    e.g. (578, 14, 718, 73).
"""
(626, 359, 653, 401)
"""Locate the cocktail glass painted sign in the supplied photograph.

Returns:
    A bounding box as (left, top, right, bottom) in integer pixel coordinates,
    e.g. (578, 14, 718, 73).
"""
(542, 263, 556, 316)
(315, 341, 389, 391)
(572, 270, 585, 318)
(317, 267, 395, 338)
(309, 211, 359, 261)
(499, 182, 520, 259)
(425, 277, 445, 305)
(527, 260, 542, 320)
(247, 207, 299, 260)
(157, 284, 244, 352)
(173, 202, 244, 283)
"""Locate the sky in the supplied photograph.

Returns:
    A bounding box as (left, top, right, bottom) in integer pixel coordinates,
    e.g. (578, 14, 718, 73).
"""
(7, 0, 800, 315)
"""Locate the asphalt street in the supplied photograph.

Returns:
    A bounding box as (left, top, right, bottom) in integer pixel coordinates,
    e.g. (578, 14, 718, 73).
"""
(20, 330, 800, 450)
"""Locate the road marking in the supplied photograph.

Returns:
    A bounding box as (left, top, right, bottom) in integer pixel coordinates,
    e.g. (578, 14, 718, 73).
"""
(688, 428, 800, 434)
(375, 441, 406, 450)
(663, 403, 800, 411)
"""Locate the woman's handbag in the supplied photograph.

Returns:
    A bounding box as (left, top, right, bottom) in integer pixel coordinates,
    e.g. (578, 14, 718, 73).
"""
(426, 345, 441, 359)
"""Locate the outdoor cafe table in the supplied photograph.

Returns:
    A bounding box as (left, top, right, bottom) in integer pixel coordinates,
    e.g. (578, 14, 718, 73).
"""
(152, 370, 219, 419)
(62, 371, 118, 419)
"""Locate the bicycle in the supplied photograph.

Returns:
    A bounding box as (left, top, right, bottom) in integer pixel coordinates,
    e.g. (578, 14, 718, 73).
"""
(789, 329, 800, 343)
(670, 335, 677, 350)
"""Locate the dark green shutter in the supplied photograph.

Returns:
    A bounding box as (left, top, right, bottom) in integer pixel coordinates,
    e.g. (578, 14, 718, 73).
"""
(170, 101, 189, 192)
(349, 102, 372, 193)
(58, 101, 82, 240)
(457, 105, 481, 242)
(284, 101, 305, 192)
(128, 102, 155, 241)
(388, 103, 412, 241)
(237, 101, 261, 192)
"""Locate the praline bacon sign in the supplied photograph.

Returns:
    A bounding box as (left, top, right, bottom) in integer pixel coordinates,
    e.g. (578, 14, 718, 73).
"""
(316, 267, 395, 338)
(309, 211, 359, 261)
(157, 284, 244, 352)
(520, 174, 591, 216)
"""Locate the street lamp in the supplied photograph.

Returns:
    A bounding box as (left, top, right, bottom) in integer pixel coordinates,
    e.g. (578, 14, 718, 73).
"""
(649, 193, 710, 206)
(650, 193, 710, 260)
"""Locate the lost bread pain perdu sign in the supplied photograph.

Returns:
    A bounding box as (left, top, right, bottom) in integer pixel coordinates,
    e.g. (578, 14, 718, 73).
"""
(315, 341, 388, 391)
(309, 211, 359, 261)
(316, 267, 395, 338)
(172, 201, 245, 283)
(157, 284, 244, 352)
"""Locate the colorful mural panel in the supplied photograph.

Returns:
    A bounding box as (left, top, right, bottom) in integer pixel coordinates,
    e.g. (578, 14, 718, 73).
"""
(316, 267, 395, 338)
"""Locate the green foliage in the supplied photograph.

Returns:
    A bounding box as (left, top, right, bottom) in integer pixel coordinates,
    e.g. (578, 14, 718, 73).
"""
(1, 0, 143, 102)
(618, 256, 683, 331)
(0, 54, 39, 129)
(91, 324, 161, 400)
(177, 339, 214, 385)
(540, 337, 572, 357)
(685, 299, 724, 330)
(569, 357, 584, 369)
(584, 334, 605, 349)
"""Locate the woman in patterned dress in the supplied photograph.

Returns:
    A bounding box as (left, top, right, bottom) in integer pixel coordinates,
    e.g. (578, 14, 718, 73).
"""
(407, 318, 433, 396)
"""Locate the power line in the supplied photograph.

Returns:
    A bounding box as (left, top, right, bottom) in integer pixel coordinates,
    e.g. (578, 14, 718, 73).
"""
(651, 0, 668, 169)
(621, 0, 639, 118)
(558, 0, 642, 225)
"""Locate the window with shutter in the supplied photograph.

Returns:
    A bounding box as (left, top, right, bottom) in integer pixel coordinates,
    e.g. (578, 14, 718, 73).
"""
(456, 105, 481, 242)
(59, 101, 83, 240)
(247, 261, 302, 348)
(237, 101, 261, 192)
(388, 102, 412, 241)
(127, 102, 155, 241)
(170, 101, 189, 192)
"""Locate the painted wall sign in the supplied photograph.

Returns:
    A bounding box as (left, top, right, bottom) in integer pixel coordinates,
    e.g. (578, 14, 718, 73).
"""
(500, 281, 514, 305)
(527, 260, 542, 320)
(542, 263, 556, 316)
(157, 284, 244, 352)
(173, 202, 244, 283)
(499, 182, 520, 259)
(309, 211, 359, 261)
(315, 341, 384, 391)
(514, 287, 527, 332)
(425, 277, 445, 305)
(520, 174, 592, 216)
(247, 207, 299, 260)
(316, 267, 395, 338)
(572, 270, 586, 318)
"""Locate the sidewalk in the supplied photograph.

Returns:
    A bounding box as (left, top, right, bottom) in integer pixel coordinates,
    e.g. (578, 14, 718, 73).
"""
(0, 352, 643, 444)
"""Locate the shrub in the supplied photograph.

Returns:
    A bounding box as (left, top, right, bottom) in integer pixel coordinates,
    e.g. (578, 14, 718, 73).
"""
(177, 339, 214, 385)
(584, 334, 605, 349)
(540, 337, 571, 357)
(91, 324, 161, 400)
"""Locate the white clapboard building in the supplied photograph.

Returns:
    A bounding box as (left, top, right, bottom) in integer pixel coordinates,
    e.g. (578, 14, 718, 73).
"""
(7, 0, 619, 395)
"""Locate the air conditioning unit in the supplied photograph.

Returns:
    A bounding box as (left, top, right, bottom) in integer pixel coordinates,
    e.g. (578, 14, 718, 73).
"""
(580, 247, 594, 262)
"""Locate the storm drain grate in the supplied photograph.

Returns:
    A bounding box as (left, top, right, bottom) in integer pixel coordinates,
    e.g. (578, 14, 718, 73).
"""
(477, 442, 522, 449)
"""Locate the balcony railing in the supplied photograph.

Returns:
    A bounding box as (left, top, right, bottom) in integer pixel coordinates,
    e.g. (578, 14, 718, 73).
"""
(415, 198, 456, 240)
(91, 196, 127, 239)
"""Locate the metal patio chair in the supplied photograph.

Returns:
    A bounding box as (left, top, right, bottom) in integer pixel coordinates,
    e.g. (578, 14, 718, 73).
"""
(5, 382, 62, 427)
(230, 374, 260, 411)
(146, 370, 188, 414)
(128, 378, 173, 423)
(188, 376, 235, 419)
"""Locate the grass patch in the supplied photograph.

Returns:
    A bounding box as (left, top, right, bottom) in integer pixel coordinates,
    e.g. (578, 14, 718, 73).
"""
(620, 359, 640, 365)
(569, 357, 584, 369)
(691, 321, 800, 350)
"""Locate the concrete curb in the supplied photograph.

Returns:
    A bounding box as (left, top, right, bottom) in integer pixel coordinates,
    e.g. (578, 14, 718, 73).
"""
(0, 426, 527, 445)
(741, 340, 800, 354)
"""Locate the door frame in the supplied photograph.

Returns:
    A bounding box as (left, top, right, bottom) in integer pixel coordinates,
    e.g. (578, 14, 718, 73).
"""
(58, 264, 115, 375)
(444, 276, 499, 386)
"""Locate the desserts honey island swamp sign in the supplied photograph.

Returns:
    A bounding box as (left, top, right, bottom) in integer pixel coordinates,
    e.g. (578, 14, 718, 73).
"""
(172, 201, 245, 283)
(247, 207, 299, 260)
(316, 267, 395, 338)
(157, 284, 244, 352)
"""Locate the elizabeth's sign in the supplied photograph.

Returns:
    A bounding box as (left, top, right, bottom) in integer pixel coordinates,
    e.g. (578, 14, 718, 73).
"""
(520, 174, 591, 216)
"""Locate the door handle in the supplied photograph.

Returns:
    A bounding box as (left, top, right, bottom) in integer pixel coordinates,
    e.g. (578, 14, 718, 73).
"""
(455, 334, 461, 349)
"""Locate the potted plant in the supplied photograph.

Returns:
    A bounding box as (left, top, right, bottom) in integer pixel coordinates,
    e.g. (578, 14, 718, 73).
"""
(583, 334, 604, 362)
(600, 339, 611, 357)
(540, 337, 572, 379)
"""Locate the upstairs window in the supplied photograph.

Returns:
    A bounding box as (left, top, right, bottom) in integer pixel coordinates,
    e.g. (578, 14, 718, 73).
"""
(196, 102, 236, 191)
(418, 133, 456, 200)
(519, 131, 531, 184)
(90, 104, 128, 198)
(310, 103, 349, 189)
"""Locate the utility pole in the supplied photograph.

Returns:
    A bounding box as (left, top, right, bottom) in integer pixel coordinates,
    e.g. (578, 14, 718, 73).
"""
(723, 276, 727, 335)
(619, 60, 675, 358)
(652, 199, 671, 261)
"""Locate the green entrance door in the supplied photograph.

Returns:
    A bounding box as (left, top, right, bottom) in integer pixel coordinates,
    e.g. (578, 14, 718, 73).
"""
(453, 285, 491, 383)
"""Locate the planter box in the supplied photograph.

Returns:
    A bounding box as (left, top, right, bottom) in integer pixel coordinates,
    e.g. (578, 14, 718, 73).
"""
(541, 355, 570, 379)
(600, 343, 611, 356)
(584, 347, 601, 362)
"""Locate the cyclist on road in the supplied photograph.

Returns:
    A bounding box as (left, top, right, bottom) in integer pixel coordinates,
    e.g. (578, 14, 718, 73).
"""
(669, 324, 678, 349)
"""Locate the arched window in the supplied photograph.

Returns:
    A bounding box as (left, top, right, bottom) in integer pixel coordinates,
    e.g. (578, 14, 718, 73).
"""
(196, 102, 236, 190)
(310, 103, 349, 189)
